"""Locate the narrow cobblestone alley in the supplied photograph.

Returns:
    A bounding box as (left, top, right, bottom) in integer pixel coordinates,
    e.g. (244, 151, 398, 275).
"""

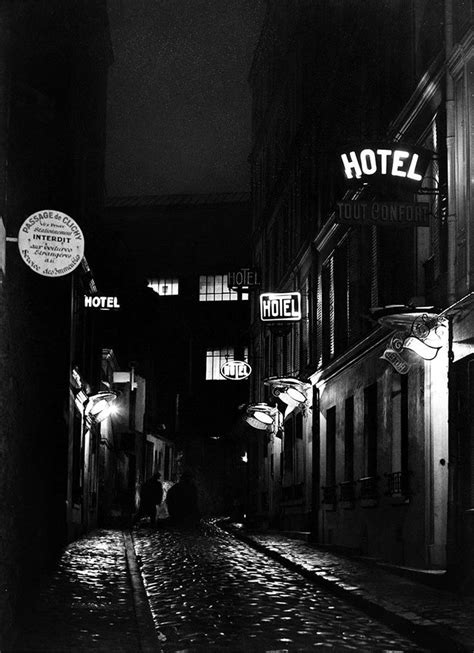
(133, 522, 422, 652)
(10, 523, 427, 653)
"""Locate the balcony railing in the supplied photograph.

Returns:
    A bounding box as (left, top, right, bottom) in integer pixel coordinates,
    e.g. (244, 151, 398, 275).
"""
(385, 470, 412, 497)
(358, 476, 379, 502)
(321, 484, 338, 505)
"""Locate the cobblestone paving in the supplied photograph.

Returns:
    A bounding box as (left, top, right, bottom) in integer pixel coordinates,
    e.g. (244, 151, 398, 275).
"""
(12, 529, 140, 652)
(236, 528, 474, 650)
(133, 522, 422, 652)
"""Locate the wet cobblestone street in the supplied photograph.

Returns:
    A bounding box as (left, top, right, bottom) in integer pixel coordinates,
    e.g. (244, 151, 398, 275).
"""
(13, 530, 140, 652)
(134, 522, 422, 651)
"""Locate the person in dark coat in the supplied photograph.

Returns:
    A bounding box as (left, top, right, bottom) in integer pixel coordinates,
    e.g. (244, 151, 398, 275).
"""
(166, 470, 200, 527)
(133, 472, 163, 527)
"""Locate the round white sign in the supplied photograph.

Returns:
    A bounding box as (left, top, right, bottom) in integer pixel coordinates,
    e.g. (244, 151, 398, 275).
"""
(18, 210, 85, 277)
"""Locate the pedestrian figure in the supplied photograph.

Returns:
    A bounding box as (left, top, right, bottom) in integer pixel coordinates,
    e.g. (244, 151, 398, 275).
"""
(166, 470, 200, 528)
(133, 471, 163, 527)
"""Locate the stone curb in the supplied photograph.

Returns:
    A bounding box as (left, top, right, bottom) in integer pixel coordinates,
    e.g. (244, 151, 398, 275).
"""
(219, 522, 470, 653)
(123, 530, 161, 653)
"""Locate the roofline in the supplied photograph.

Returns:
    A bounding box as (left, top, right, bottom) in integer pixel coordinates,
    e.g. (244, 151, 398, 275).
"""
(105, 192, 250, 209)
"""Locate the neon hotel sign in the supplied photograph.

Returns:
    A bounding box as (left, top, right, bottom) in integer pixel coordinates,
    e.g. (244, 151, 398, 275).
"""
(340, 145, 430, 187)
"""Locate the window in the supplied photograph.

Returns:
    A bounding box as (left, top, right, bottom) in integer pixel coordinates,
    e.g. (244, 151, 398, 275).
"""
(322, 258, 335, 362)
(364, 383, 378, 476)
(344, 397, 354, 481)
(392, 374, 408, 473)
(205, 346, 248, 380)
(326, 406, 336, 486)
(147, 278, 179, 296)
(283, 417, 295, 472)
(199, 274, 248, 301)
(206, 347, 234, 380)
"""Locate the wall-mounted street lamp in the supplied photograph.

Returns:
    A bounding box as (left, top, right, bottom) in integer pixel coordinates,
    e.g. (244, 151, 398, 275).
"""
(371, 305, 447, 372)
(264, 376, 310, 417)
(85, 390, 118, 423)
(243, 403, 283, 433)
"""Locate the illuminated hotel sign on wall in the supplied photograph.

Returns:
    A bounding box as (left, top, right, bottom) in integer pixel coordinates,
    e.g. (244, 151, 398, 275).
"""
(84, 296, 120, 310)
(220, 360, 252, 381)
(340, 144, 432, 191)
(260, 292, 302, 322)
(336, 201, 430, 227)
(227, 267, 260, 290)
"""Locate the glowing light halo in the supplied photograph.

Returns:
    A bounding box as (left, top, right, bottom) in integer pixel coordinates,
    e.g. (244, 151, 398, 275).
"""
(85, 390, 118, 422)
(403, 336, 441, 361)
(253, 410, 273, 425)
(285, 387, 307, 403)
(242, 402, 282, 432)
(371, 306, 447, 357)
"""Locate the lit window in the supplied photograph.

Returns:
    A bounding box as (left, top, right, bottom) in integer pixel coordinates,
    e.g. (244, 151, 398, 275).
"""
(199, 274, 248, 301)
(205, 347, 249, 380)
(147, 278, 179, 296)
(206, 347, 234, 380)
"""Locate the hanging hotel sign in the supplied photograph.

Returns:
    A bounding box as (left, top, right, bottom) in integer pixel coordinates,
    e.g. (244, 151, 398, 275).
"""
(260, 292, 301, 322)
(335, 201, 430, 227)
(340, 144, 432, 191)
(84, 295, 121, 310)
(18, 210, 84, 277)
(227, 267, 260, 290)
(220, 360, 252, 381)
(381, 331, 411, 375)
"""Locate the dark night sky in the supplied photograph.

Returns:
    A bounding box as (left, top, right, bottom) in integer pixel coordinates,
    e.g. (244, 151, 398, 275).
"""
(105, 0, 265, 197)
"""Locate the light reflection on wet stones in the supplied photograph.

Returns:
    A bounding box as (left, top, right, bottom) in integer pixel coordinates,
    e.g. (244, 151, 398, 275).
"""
(133, 524, 422, 652)
(14, 530, 140, 652)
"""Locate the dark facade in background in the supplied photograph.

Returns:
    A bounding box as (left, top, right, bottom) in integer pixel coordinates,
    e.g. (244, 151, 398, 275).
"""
(0, 2, 112, 646)
(248, 0, 474, 583)
(102, 194, 252, 514)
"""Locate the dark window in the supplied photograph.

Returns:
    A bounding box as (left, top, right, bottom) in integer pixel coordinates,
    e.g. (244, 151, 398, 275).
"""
(145, 441, 154, 479)
(334, 240, 349, 354)
(326, 406, 336, 486)
(164, 445, 170, 480)
(364, 383, 378, 476)
(322, 259, 334, 363)
(72, 409, 82, 505)
(284, 418, 295, 472)
(378, 228, 415, 306)
(401, 375, 409, 472)
(295, 412, 303, 439)
(344, 396, 354, 481)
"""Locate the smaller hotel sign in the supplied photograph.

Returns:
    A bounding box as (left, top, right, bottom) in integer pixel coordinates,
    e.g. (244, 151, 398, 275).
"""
(228, 267, 259, 290)
(84, 296, 120, 310)
(260, 292, 301, 322)
(220, 360, 252, 381)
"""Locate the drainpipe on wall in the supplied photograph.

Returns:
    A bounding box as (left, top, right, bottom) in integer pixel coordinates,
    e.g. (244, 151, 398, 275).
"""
(445, 0, 456, 306)
(311, 385, 320, 542)
(444, 0, 457, 585)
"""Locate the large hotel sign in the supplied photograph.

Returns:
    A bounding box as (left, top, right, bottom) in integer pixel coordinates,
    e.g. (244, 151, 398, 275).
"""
(260, 292, 301, 322)
(340, 144, 432, 191)
(336, 201, 430, 227)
